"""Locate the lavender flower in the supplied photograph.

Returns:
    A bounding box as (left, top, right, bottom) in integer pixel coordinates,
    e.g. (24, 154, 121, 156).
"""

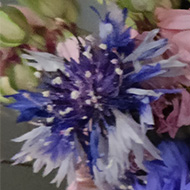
(5, 4, 186, 189)
(135, 141, 190, 190)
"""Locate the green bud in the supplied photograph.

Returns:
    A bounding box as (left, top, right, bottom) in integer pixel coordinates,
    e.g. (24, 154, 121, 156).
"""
(18, 0, 79, 21)
(0, 76, 17, 95)
(117, 0, 137, 12)
(0, 6, 30, 47)
(0, 95, 13, 104)
(117, 0, 155, 12)
(14, 64, 38, 90)
(38, 0, 67, 18)
(0, 76, 17, 103)
(131, 0, 155, 12)
(64, 0, 79, 22)
(118, 0, 181, 11)
(5, 63, 38, 91)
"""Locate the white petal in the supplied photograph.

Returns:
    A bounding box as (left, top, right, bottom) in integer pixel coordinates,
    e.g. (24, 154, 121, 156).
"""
(11, 151, 28, 160)
(93, 110, 160, 189)
(12, 126, 74, 187)
(33, 159, 45, 173)
(127, 88, 163, 97)
(150, 55, 187, 77)
(67, 157, 76, 186)
(123, 29, 168, 63)
(107, 3, 123, 24)
(12, 126, 49, 142)
(93, 162, 114, 190)
(140, 100, 154, 127)
(154, 56, 186, 69)
(22, 50, 65, 72)
(113, 110, 161, 160)
(99, 23, 113, 39)
(144, 29, 159, 43)
(43, 161, 57, 177)
(50, 154, 72, 187)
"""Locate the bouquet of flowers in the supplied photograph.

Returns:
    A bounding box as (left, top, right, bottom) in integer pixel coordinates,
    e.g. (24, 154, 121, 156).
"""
(1, 0, 190, 190)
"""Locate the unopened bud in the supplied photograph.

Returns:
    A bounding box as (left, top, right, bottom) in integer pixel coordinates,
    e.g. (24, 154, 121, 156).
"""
(0, 6, 30, 47)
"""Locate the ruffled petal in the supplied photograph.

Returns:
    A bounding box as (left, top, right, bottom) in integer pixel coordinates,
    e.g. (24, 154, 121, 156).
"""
(12, 126, 75, 187)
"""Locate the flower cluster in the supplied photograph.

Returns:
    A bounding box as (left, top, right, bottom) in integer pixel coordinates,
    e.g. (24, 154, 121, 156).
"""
(1, 1, 190, 190)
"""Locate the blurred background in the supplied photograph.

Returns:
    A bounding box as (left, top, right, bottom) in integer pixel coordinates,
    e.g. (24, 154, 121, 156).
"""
(0, 0, 106, 189)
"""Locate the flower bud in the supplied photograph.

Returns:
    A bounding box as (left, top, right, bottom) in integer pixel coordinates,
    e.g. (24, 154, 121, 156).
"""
(117, 0, 181, 12)
(18, 0, 79, 21)
(131, 0, 155, 12)
(0, 76, 17, 95)
(13, 64, 38, 90)
(0, 6, 30, 47)
(0, 76, 17, 103)
(64, 0, 79, 22)
(117, 0, 155, 12)
(5, 63, 39, 92)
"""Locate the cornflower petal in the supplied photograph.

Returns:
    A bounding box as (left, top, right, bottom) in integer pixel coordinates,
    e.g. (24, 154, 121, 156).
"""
(4, 5, 186, 189)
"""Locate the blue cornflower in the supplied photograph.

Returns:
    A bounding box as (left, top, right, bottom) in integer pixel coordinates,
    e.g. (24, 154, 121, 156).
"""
(135, 141, 190, 190)
(98, 4, 135, 55)
(6, 5, 186, 190)
(115, 141, 190, 190)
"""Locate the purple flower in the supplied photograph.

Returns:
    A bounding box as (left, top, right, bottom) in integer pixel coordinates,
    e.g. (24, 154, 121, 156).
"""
(143, 141, 190, 190)
(117, 141, 190, 190)
(5, 6, 186, 189)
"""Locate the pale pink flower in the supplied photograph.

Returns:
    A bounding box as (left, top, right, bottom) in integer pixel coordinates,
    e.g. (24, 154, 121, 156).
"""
(12, 5, 44, 26)
(130, 28, 138, 39)
(155, 7, 190, 63)
(67, 164, 98, 190)
(177, 89, 190, 127)
(67, 181, 98, 190)
(57, 37, 85, 62)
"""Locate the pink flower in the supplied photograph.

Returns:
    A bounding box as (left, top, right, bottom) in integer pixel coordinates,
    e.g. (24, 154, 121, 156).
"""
(11, 5, 44, 27)
(152, 90, 190, 138)
(67, 181, 98, 190)
(177, 89, 190, 127)
(67, 164, 98, 190)
(155, 8, 190, 63)
(57, 37, 85, 62)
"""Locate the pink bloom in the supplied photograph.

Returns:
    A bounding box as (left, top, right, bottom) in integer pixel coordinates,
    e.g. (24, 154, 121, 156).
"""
(129, 28, 138, 39)
(152, 90, 190, 138)
(67, 181, 98, 190)
(12, 5, 44, 26)
(155, 8, 190, 63)
(142, 75, 190, 90)
(57, 37, 85, 62)
(67, 164, 98, 190)
(177, 89, 190, 127)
